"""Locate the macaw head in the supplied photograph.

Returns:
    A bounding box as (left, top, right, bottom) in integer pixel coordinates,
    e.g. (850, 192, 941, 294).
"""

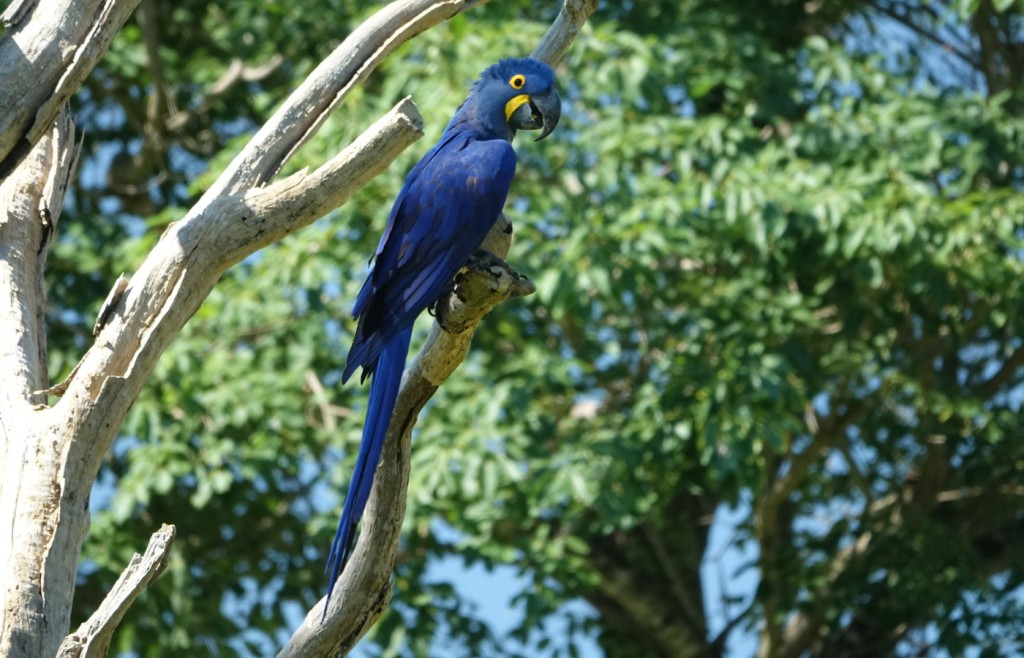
(464, 57, 561, 142)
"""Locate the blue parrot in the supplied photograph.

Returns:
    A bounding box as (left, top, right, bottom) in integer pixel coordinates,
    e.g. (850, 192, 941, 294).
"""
(325, 57, 561, 606)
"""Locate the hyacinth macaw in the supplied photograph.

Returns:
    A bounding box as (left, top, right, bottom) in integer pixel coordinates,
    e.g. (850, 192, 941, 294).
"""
(325, 57, 561, 605)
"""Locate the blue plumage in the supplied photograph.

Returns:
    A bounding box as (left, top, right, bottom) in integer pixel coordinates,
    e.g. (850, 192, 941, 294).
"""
(324, 58, 560, 611)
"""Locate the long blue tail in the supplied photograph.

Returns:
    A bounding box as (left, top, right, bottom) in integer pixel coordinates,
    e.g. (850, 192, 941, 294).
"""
(324, 324, 413, 611)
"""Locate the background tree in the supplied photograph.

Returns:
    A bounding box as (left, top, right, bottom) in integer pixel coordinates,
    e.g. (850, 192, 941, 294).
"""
(2, 0, 1023, 657)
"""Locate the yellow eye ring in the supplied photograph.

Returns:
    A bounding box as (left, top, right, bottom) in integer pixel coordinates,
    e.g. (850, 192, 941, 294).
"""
(509, 74, 526, 90)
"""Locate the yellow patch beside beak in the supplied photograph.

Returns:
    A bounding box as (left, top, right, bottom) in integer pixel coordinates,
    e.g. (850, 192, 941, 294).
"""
(504, 94, 531, 122)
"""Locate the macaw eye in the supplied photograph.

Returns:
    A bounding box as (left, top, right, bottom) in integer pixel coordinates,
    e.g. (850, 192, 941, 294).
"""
(509, 74, 526, 90)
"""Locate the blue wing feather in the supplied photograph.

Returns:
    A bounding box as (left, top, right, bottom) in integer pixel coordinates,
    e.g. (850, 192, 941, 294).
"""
(342, 133, 516, 382)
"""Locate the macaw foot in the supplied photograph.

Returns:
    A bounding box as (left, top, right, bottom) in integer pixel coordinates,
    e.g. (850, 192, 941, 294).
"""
(430, 249, 499, 315)
(431, 249, 535, 332)
(456, 248, 535, 302)
(460, 248, 505, 293)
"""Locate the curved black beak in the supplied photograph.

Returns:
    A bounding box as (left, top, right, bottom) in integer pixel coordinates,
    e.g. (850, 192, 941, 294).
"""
(508, 85, 561, 141)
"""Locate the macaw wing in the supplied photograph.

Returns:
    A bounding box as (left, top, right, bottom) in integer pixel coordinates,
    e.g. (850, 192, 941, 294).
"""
(343, 135, 516, 381)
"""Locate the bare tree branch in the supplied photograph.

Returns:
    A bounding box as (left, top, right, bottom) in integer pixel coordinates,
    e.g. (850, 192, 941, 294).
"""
(200, 0, 490, 202)
(981, 344, 1024, 397)
(531, 0, 598, 64)
(54, 97, 423, 493)
(57, 524, 176, 658)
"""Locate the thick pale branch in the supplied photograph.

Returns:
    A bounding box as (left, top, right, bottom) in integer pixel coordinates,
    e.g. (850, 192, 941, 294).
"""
(56, 524, 176, 658)
(56, 98, 423, 478)
(0, 0, 140, 180)
(199, 0, 487, 202)
(531, 0, 599, 65)
(0, 109, 77, 410)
